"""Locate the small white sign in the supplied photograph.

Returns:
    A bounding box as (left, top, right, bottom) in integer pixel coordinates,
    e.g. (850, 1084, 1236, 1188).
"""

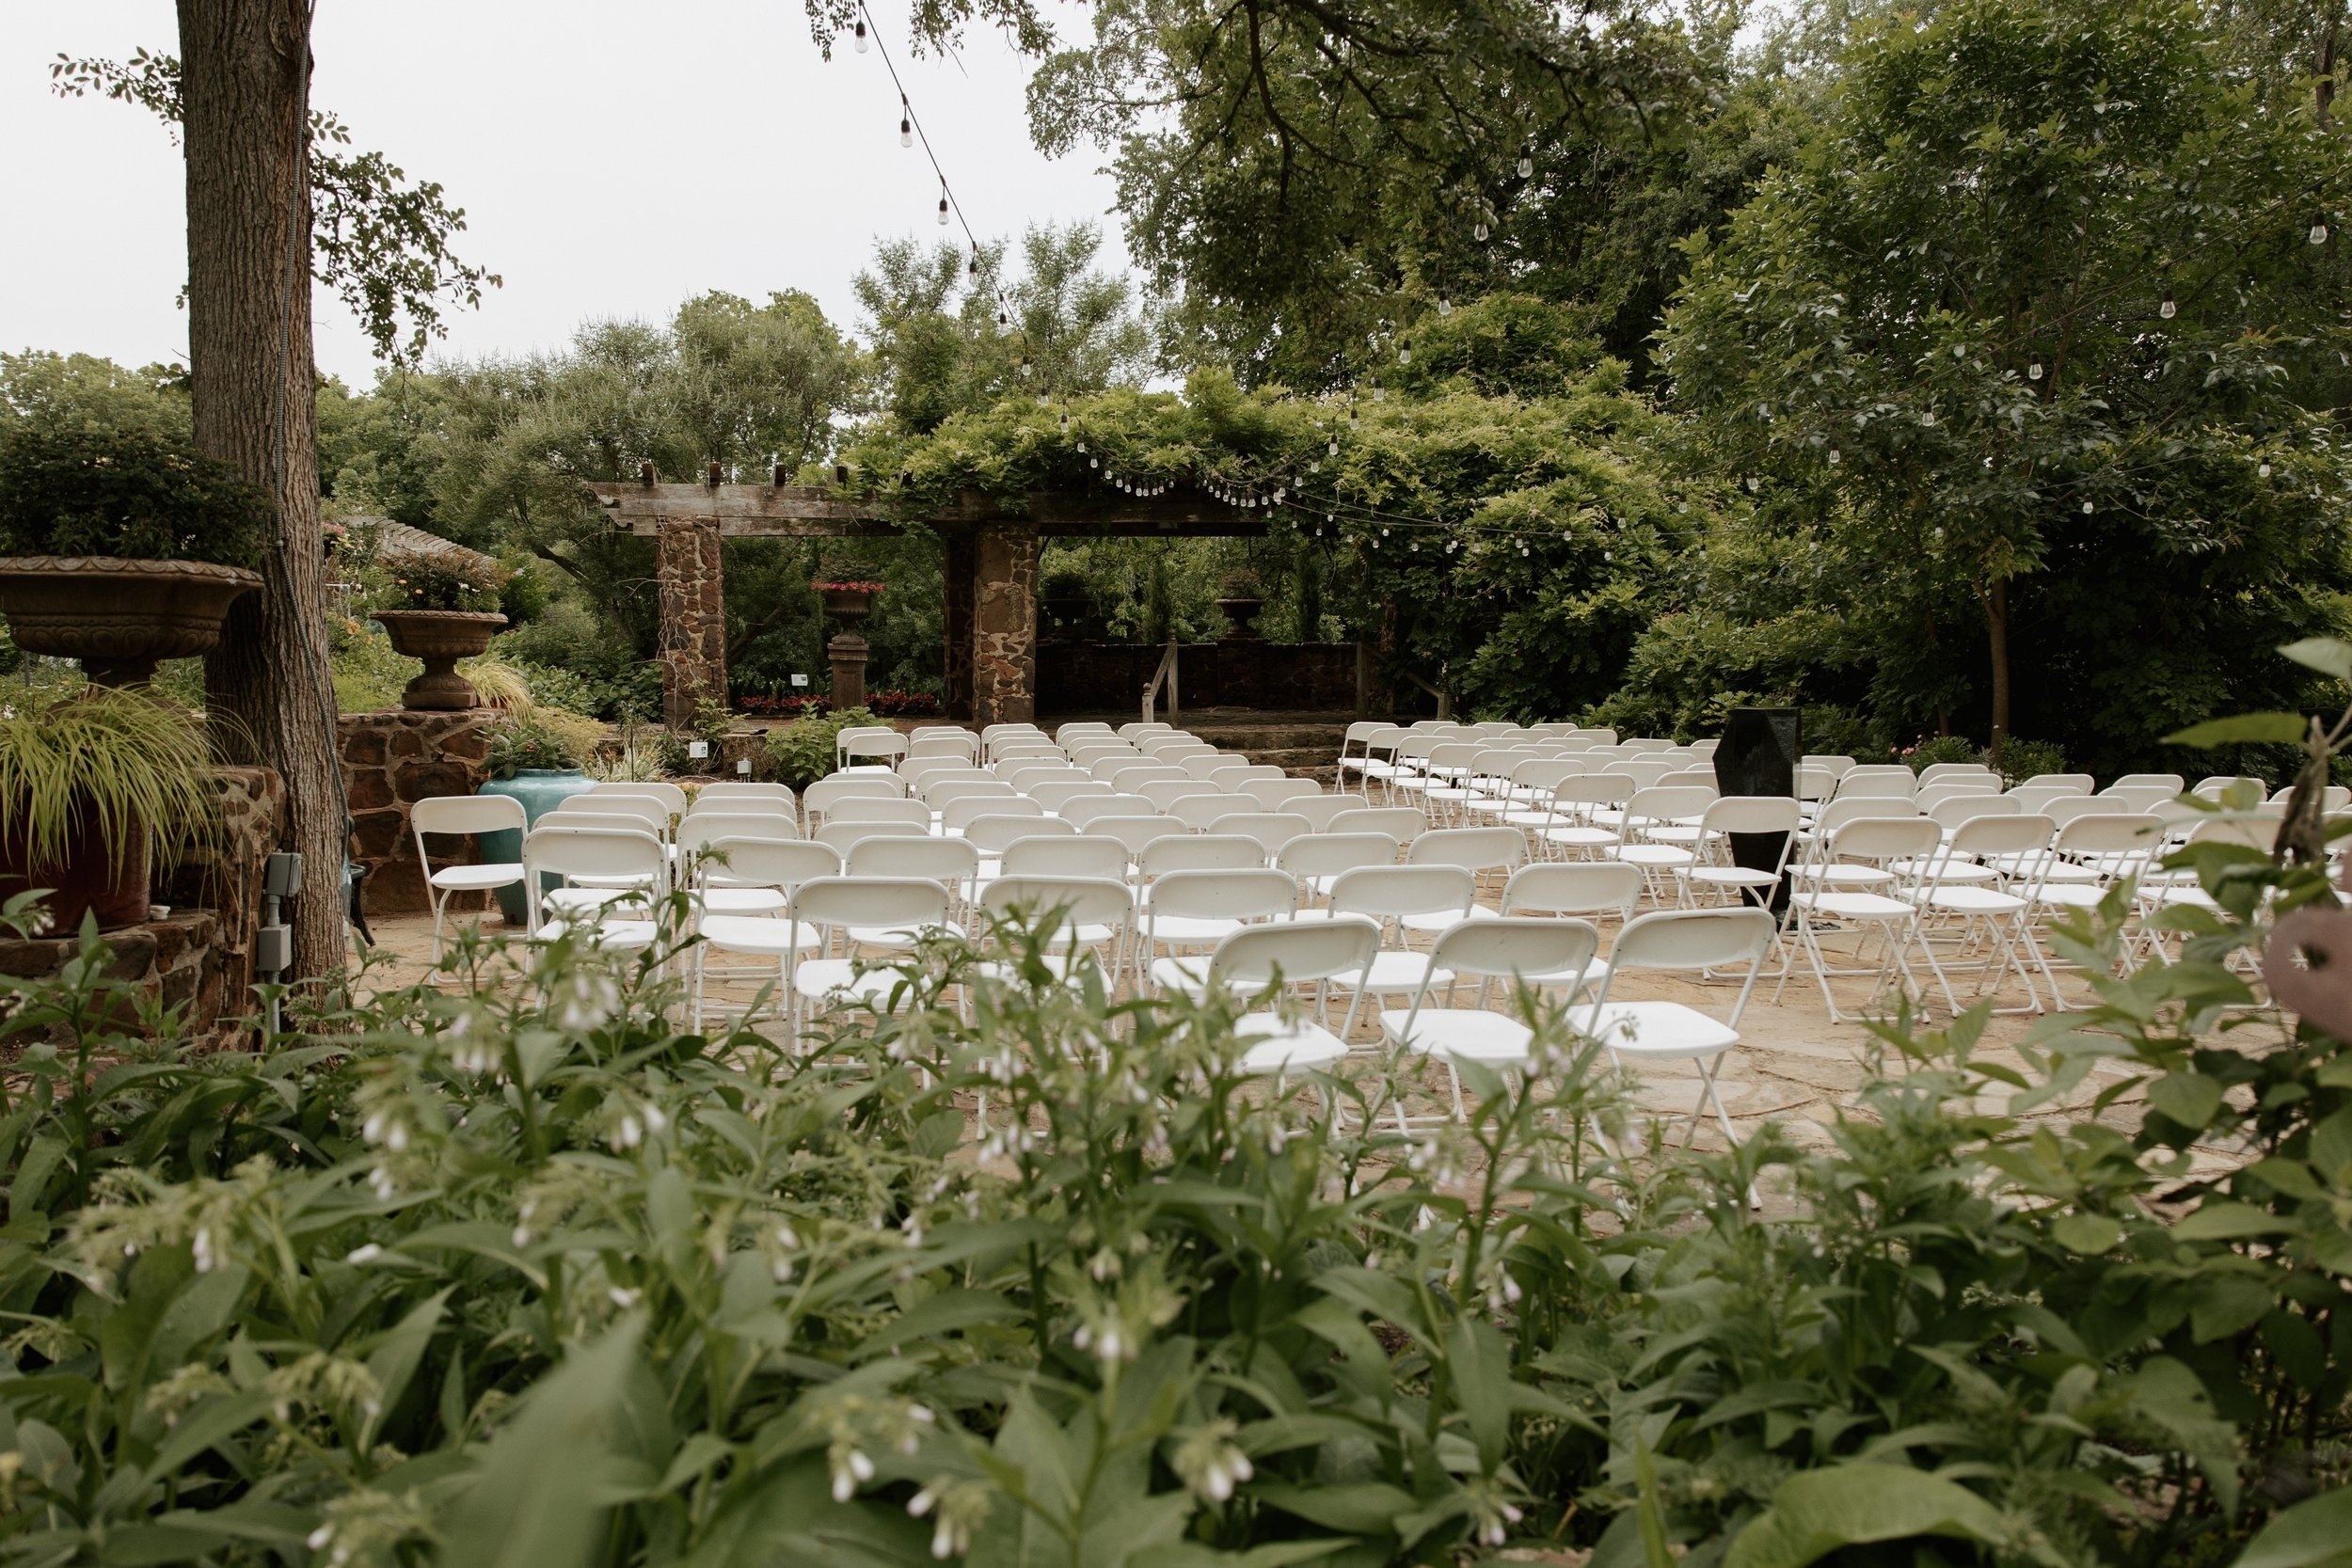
(688, 740, 709, 759)
(789, 673, 810, 689)
(736, 758, 752, 776)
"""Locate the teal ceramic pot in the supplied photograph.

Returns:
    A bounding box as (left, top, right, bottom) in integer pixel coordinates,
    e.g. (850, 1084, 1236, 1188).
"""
(477, 768, 595, 923)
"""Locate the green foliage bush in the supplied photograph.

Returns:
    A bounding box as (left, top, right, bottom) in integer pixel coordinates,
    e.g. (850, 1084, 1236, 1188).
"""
(1899, 734, 1979, 771)
(371, 546, 505, 613)
(762, 705, 882, 788)
(0, 824, 2347, 1564)
(0, 423, 269, 569)
(483, 709, 584, 778)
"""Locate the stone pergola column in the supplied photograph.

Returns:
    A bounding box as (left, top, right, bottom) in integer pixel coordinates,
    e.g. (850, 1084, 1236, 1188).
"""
(942, 530, 976, 721)
(972, 523, 1038, 727)
(655, 513, 726, 726)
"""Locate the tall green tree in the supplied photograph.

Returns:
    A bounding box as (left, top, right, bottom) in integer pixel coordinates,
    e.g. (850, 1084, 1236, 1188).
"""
(1662, 0, 2352, 750)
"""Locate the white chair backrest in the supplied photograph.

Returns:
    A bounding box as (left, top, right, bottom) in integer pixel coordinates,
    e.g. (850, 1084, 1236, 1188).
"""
(1212, 813, 1314, 854)
(1796, 766, 1838, 803)
(1825, 816, 1942, 863)
(1502, 861, 1644, 918)
(907, 729, 980, 762)
(804, 775, 907, 816)
(2050, 814, 2162, 859)
(945, 795, 1044, 832)
(1944, 813, 2057, 858)
(813, 819, 926, 854)
(594, 780, 687, 814)
(2113, 772, 2185, 793)
(677, 812, 800, 854)
(1000, 835, 1128, 880)
(1422, 917, 1599, 990)
(981, 876, 1134, 933)
(699, 836, 837, 889)
(1915, 781, 2000, 813)
(2007, 784, 2084, 816)
(1836, 772, 1916, 800)
(926, 779, 1017, 808)
(2046, 796, 2142, 827)
(1277, 832, 1402, 882)
(1147, 868, 1297, 922)
(2100, 784, 2177, 813)
(1406, 825, 1526, 872)
(836, 726, 908, 767)
(789, 876, 951, 936)
(1205, 918, 1379, 990)
(693, 782, 795, 805)
(1621, 785, 1717, 830)
(1245, 778, 1323, 810)
(523, 827, 666, 918)
(1809, 797, 1919, 835)
(1087, 816, 1189, 857)
(2021, 773, 2095, 794)
(846, 835, 980, 887)
(828, 797, 932, 829)
(963, 815, 1077, 854)
(1549, 774, 1638, 810)
(1801, 754, 1856, 778)
(1702, 796, 1802, 835)
(1290, 797, 1359, 832)
(1593, 910, 1776, 1004)
(1181, 755, 1248, 781)
(1139, 834, 1264, 879)
(1917, 763, 1997, 787)
(413, 794, 526, 838)
(1327, 806, 1425, 841)
(566, 796, 667, 832)
(1327, 863, 1477, 923)
(1030, 781, 1112, 814)
(1926, 795, 2022, 830)
(1063, 795, 1157, 827)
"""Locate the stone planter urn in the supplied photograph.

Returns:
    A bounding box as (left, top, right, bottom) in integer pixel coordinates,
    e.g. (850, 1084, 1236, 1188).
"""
(819, 585, 876, 626)
(0, 556, 262, 685)
(373, 610, 508, 711)
(1216, 595, 1265, 641)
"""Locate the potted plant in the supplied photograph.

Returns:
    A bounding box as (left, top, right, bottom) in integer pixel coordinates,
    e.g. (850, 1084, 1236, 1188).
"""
(0, 684, 221, 932)
(0, 424, 268, 685)
(1216, 567, 1266, 640)
(371, 549, 509, 710)
(475, 708, 596, 925)
(813, 578, 884, 626)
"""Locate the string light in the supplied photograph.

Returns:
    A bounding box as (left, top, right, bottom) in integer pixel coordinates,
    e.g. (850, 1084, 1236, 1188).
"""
(854, 18, 867, 51)
(2160, 286, 2177, 320)
(1518, 144, 1534, 180)
(937, 180, 949, 226)
(1438, 295, 1452, 316)
(900, 97, 913, 148)
(2313, 218, 2331, 245)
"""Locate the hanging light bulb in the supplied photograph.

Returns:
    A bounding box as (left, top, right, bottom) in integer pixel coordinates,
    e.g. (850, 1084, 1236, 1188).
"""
(854, 18, 868, 51)
(1058, 412, 1069, 430)
(2160, 287, 2177, 320)
(1398, 338, 1412, 366)
(1327, 438, 1339, 456)
(2082, 499, 2095, 514)
(900, 100, 913, 147)
(2313, 218, 2330, 245)
(1409, 539, 1419, 551)
(1076, 440, 1086, 453)
(1473, 220, 1491, 243)
(1371, 376, 1385, 402)
(1089, 455, 1098, 468)
(1518, 144, 1534, 179)
(1826, 448, 1842, 466)
(2260, 461, 2273, 477)
(1309, 458, 1320, 473)
(2028, 362, 2043, 380)
(1438, 295, 1452, 317)
(969, 249, 980, 277)
(937, 183, 950, 226)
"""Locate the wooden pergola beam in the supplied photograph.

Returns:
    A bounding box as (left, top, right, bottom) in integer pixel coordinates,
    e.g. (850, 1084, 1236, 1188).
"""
(583, 482, 1265, 538)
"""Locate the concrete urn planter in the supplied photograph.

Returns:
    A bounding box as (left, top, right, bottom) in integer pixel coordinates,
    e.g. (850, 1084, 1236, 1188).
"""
(373, 610, 508, 711)
(0, 556, 262, 685)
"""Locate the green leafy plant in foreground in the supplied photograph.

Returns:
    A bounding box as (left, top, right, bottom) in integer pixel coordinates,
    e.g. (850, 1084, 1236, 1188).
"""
(0, 776, 2346, 1565)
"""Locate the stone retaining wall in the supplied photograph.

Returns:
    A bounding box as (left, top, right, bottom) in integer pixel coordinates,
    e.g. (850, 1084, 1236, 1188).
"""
(341, 709, 493, 916)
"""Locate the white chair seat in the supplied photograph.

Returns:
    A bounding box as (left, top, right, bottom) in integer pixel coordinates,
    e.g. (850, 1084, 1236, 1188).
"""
(1681, 866, 1777, 890)
(694, 887, 787, 915)
(697, 915, 823, 955)
(1381, 1007, 1534, 1066)
(532, 918, 660, 949)
(543, 885, 648, 915)
(1790, 889, 1914, 922)
(2030, 883, 2110, 911)
(1915, 886, 2026, 915)
(1146, 914, 1250, 945)
(429, 862, 524, 891)
(1791, 863, 1895, 888)
(1337, 949, 1453, 994)
(1235, 1014, 1350, 1074)
(1573, 1000, 1740, 1057)
(1610, 845, 1696, 869)
(1399, 907, 1494, 935)
(1541, 826, 1617, 849)
(1893, 858, 1994, 884)
(1151, 954, 1214, 994)
(976, 950, 1108, 986)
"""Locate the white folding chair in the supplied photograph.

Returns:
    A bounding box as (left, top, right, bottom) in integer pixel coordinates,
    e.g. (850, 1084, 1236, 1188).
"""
(1328, 805, 1426, 844)
(1181, 918, 1382, 1098)
(1383, 917, 1602, 1125)
(1142, 868, 1297, 984)
(845, 835, 981, 912)
(691, 838, 841, 1028)
(410, 795, 528, 969)
(784, 877, 955, 1048)
(593, 780, 686, 815)
(1321, 864, 1476, 1014)
(1245, 778, 1323, 812)
(1279, 832, 1405, 911)
(1780, 816, 1941, 1023)
(523, 826, 668, 951)
(1575, 909, 1776, 1175)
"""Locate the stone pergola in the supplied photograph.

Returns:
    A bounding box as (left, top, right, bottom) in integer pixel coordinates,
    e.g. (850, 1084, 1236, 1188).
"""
(587, 468, 1265, 726)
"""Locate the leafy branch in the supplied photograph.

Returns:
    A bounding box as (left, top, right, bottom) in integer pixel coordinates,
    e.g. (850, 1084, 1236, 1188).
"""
(50, 49, 501, 368)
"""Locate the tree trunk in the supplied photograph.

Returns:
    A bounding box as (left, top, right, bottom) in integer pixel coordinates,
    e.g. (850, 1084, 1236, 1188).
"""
(1983, 578, 2012, 754)
(180, 0, 347, 988)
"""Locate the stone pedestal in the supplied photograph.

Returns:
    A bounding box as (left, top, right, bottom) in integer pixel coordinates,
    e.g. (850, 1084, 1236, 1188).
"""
(338, 708, 495, 916)
(972, 525, 1039, 727)
(829, 632, 870, 713)
(656, 515, 727, 727)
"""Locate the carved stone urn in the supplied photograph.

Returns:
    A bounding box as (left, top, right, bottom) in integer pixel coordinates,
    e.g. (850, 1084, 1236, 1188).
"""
(372, 610, 508, 711)
(0, 556, 262, 685)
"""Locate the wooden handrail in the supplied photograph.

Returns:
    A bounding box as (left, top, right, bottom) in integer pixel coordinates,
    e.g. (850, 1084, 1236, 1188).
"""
(1142, 638, 1180, 725)
(1400, 669, 1453, 719)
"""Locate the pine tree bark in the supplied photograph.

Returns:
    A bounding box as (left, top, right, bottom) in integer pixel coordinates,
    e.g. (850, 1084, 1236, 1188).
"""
(179, 0, 348, 987)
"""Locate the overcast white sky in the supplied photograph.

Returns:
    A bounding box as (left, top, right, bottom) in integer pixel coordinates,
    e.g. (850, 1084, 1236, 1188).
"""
(0, 0, 1127, 388)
